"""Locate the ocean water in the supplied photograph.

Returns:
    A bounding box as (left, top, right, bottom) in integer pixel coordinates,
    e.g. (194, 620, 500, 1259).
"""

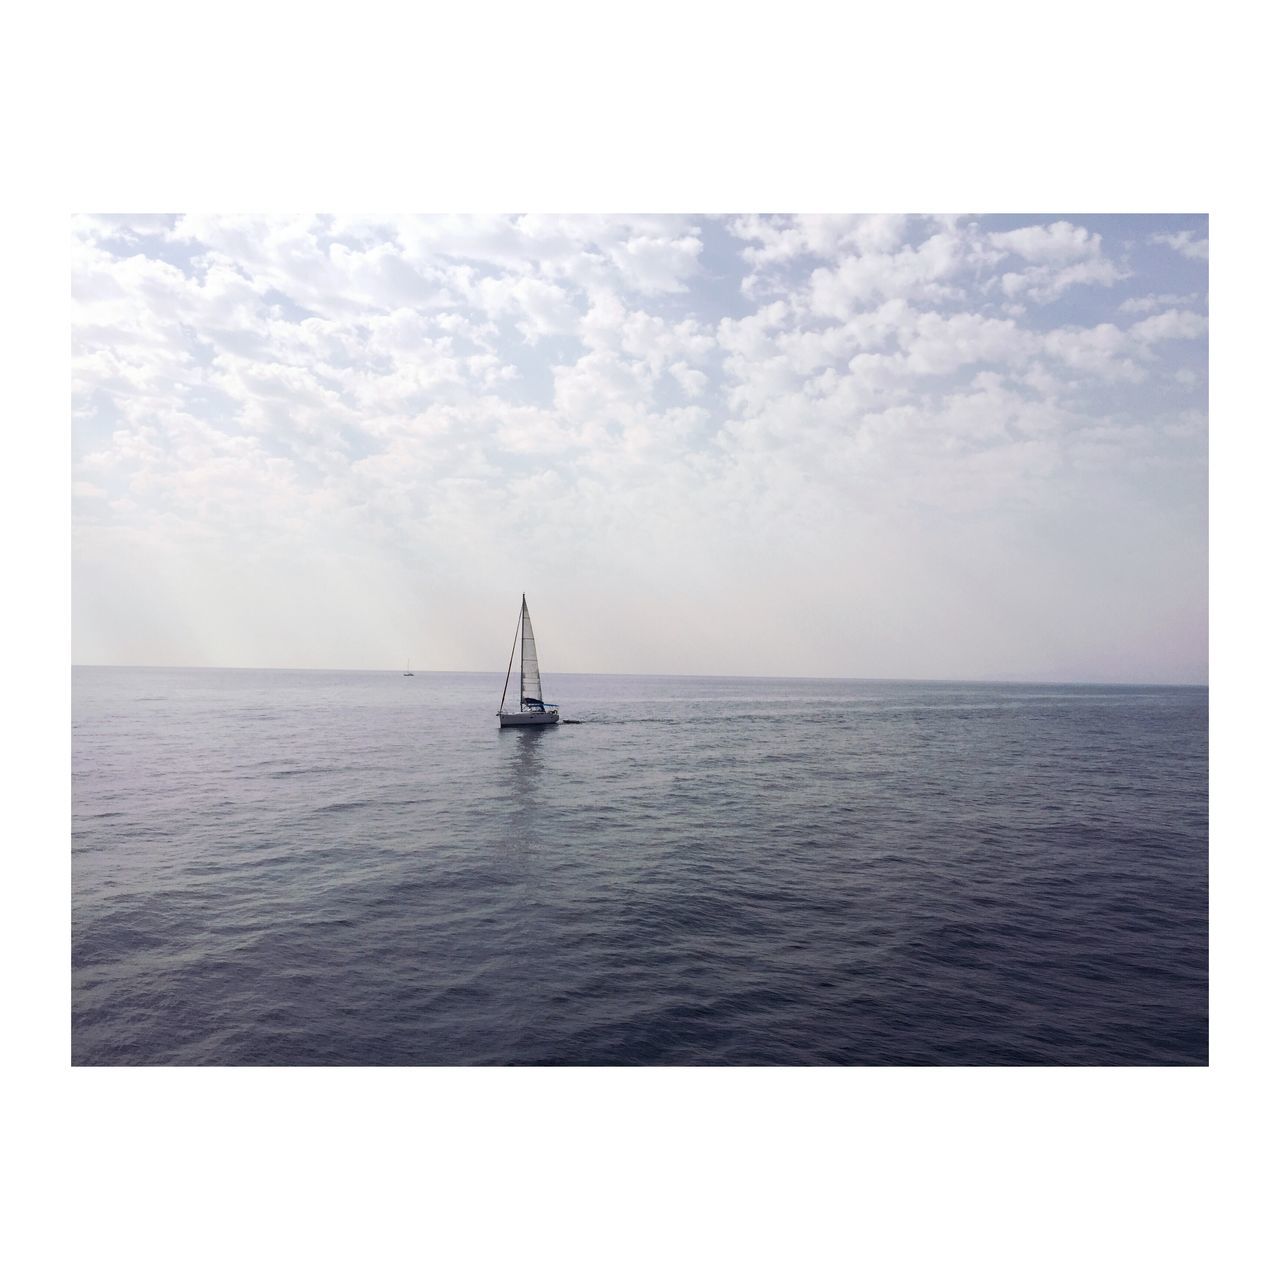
(71, 668, 1208, 1066)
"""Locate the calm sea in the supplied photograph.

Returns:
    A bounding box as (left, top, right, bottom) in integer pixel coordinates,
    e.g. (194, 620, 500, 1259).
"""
(71, 667, 1208, 1066)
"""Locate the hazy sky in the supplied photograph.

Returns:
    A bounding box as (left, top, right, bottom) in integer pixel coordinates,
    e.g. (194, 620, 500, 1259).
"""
(71, 213, 1207, 682)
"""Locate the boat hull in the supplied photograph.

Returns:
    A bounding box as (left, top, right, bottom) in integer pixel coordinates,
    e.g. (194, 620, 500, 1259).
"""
(499, 710, 560, 727)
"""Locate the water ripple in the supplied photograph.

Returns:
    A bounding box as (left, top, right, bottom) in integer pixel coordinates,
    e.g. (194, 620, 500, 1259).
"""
(72, 668, 1207, 1065)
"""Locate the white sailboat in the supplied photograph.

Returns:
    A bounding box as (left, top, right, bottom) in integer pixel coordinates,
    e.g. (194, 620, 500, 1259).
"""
(497, 595, 560, 727)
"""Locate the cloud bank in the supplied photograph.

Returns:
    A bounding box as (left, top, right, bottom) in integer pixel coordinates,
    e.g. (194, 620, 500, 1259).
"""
(72, 213, 1208, 682)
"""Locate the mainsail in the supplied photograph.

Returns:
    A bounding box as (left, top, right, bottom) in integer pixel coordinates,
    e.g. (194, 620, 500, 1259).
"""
(520, 596, 543, 705)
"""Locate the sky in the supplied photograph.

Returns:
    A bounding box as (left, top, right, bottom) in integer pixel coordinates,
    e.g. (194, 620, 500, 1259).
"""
(70, 213, 1208, 683)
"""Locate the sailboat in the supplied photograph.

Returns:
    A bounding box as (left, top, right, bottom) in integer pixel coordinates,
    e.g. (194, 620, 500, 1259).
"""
(403, 656, 414, 676)
(497, 595, 560, 726)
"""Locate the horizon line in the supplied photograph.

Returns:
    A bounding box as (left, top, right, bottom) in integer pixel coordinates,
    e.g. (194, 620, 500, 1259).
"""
(69, 662, 1209, 690)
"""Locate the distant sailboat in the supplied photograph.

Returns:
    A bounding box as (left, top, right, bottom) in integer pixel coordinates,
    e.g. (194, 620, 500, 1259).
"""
(403, 656, 414, 676)
(497, 595, 560, 726)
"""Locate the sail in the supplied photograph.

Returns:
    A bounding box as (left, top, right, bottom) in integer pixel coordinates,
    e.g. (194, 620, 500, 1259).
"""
(520, 597, 543, 705)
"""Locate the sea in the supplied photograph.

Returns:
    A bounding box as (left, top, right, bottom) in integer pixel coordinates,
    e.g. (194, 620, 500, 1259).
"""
(71, 667, 1208, 1066)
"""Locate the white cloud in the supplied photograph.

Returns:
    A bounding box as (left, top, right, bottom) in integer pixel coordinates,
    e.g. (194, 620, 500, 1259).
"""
(729, 213, 911, 268)
(998, 256, 1128, 303)
(1119, 292, 1200, 314)
(669, 362, 708, 397)
(460, 273, 580, 339)
(809, 229, 992, 316)
(605, 232, 703, 294)
(990, 220, 1103, 264)
(1042, 323, 1145, 382)
(71, 213, 1208, 682)
(901, 310, 1037, 376)
(1128, 309, 1209, 344)
(988, 221, 1127, 302)
(1152, 229, 1209, 260)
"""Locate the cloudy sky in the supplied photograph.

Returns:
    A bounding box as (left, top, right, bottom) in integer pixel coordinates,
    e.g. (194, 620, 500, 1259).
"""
(71, 213, 1207, 683)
